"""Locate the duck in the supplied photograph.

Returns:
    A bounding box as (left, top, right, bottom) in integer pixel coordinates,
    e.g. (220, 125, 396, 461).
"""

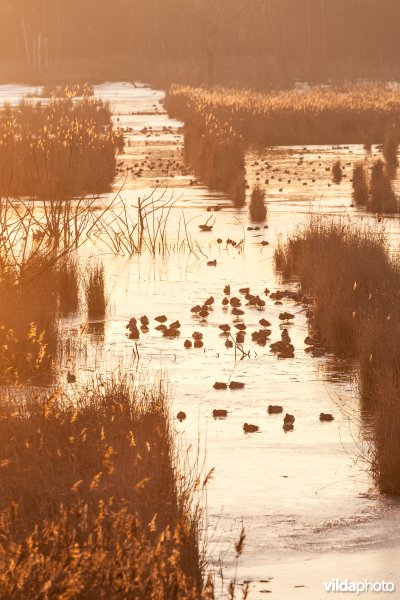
(155, 315, 167, 323)
(140, 315, 149, 326)
(213, 409, 228, 418)
(259, 318, 271, 328)
(232, 308, 244, 317)
(67, 372, 76, 384)
(279, 312, 295, 322)
(320, 413, 334, 422)
(170, 320, 181, 330)
(243, 423, 259, 433)
(224, 284, 231, 295)
(219, 324, 231, 333)
(214, 382, 228, 390)
(184, 339, 192, 349)
(229, 381, 245, 390)
(207, 259, 217, 267)
(284, 413, 295, 425)
(177, 411, 186, 422)
(268, 405, 283, 414)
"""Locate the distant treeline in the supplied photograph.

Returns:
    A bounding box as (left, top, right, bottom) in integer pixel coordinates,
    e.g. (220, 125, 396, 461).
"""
(2, 1, 400, 87)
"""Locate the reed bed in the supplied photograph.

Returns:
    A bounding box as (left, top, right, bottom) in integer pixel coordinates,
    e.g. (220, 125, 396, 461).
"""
(0, 377, 210, 599)
(0, 97, 123, 199)
(352, 160, 399, 213)
(167, 84, 400, 146)
(38, 83, 94, 98)
(275, 218, 400, 494)
(249, 185, 267, 222)
(85, 262, 107, 319)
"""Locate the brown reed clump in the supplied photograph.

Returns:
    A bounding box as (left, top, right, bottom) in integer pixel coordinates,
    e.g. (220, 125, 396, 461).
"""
(249, 185, 267, 222)
(382, 126, 399, 168)
(0, 253, 59, 385)
(57, 256, 80, 316)
(275, 217, 400, 494)
(40, 83, 95, 98)
(0, 377, 206, 598)
(352, 163, 369, 206)
(179, 111, 246, 206)
(167, 84, 400, 147)
(85, 262, 107, 319)
(332, 161, 343, 184)
(369, 159, 398, 213)
(0, 97, 123, 199)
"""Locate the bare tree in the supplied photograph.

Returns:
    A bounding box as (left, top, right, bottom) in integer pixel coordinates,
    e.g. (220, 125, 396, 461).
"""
(174, 0, 253, 87)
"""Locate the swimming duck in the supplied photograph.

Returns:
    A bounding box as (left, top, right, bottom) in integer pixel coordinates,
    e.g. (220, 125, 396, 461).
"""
(279, 312, 295, 322)
(214, 382, 228, 390)
(229, 381, 245, 390)
(243, 423, 259, 433)
(213, 409, 228, 418)
(177, 411, 186, 422)
(155, 315, 167, 324)
(284, 413, 295, 425)
(319, 413, 334, 422)
(268, 405, 283, 414)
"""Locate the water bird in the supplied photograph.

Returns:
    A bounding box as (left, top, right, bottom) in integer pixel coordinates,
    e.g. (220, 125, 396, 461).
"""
(235, 323, 246, 331)
(191, 305, 202, 313)
(177, 411, 186, 422)
(155, 324, 167, 332)
(207, 260, 217, 267)
(140, 316, 149, 326)
(279, 312, 295, 322)
(259, 319, 271, 327)
(284, 414, 295, 425)
(236, 332, 245, 344)
(199, 308, 209, 318)
(214, 382, 228, 390)
(224, 285, 231, 295)
(230, 297, 241, 307)
(170, 320, 181, 330)
(243, 423, 259, 433)
(229, 381, 245, 390)
(225, 339, 233, 348)
(320, 413, 334, 422)
(219, 324, 231, 332)
(222, 297, 229, 306)
(232, 308, 244, 316)
(184, 339, 192, 349)
(155, 315, 167, 323)
(213, 409, 228, 418)
(268, 405, 283, 414)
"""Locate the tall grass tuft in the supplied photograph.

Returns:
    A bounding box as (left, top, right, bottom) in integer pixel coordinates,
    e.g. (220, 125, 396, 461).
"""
(275, 218, 400, 494)
(332, 161, 343, 184)
(369, 159, 398, 213)
(0, 377, 205, 598)
(352, 163, 369, 207)
(85, 262, 107, 319)
(0, 97, 123, 199)
(249, 185, 267, 222)
(57, 256, 80, 316)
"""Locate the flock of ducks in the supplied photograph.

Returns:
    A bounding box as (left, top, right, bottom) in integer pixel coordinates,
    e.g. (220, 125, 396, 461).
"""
(126, 281, 335, 435)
